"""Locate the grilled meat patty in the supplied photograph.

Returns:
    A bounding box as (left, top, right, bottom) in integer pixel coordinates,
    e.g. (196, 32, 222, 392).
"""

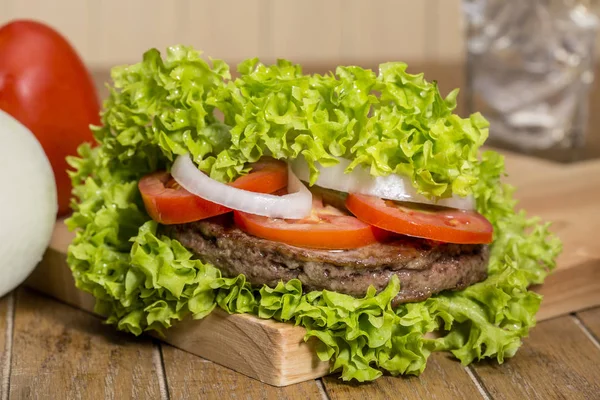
(165, 216, 489, 304)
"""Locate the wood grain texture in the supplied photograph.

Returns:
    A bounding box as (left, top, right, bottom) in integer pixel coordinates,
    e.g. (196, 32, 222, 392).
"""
(341, 0, 428, 62)
(9, 288, 162, 400)
(90, 0, 171, 67)
(25, 244, 96, 312)
(322, 353, 482, 400)
(509, 160, 600, 271)
(472, 316, 600, 400)
(161, 344, 324, 399)
(0, 295, 11, 400)
(185, 0, 264, 63)
(162, 309, 330, 386)
(2, 0, 340, 66)
(578, 307, 600, 341)
(533, 259, 600, 321)
(270, 0, 344, 64)
(433, 0, 465, 62)
(501, 149, 563, 186)
(0, 0, 464, 68)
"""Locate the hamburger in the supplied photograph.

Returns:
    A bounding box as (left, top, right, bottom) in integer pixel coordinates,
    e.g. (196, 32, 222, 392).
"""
(66, 46, 561, 381)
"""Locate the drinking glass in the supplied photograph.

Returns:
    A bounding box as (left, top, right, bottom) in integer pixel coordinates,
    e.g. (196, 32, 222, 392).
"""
(464, 0, 599, 158)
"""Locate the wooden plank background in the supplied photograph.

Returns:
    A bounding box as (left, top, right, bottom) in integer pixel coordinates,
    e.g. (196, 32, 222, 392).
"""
(0, 0, 466, 68)
(161, 345, 324, 399)
(9, 290, 164, 399)
(0, 294, 11, 400)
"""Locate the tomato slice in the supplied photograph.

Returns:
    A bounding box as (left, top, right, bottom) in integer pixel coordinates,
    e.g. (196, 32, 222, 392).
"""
(345, 194, 493, 244)
(139, 158, 287, 224)
(233, 196, 387, 250)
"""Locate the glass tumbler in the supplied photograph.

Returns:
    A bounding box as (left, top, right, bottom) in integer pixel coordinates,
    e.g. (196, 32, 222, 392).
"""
(464, 0, 599, 159)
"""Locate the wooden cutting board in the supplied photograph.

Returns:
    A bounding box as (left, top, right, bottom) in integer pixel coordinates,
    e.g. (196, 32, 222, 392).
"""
(24, 150, 600, 387)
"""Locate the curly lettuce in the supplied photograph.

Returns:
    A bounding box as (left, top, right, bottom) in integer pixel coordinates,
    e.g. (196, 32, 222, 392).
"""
(66, 46, 561, 382)
(94, 45, 487, 198)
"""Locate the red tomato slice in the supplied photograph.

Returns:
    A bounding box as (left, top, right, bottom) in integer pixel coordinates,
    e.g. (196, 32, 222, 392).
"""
(139, 158, 287, 224)
(233, 197, 387, 250)
(345, 194, 493, 244)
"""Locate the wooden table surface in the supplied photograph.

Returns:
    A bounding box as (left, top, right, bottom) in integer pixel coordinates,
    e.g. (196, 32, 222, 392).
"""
(0, 289, 598, 400)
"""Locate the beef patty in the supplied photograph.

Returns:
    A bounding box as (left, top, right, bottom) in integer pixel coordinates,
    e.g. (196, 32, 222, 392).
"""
(165, 217, 489, 304)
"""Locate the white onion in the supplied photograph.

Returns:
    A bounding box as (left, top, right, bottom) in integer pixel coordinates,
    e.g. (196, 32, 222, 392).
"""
(172, 154, 312, 219)
(290, 157, 475, 210)
(0, 110, 57, 298)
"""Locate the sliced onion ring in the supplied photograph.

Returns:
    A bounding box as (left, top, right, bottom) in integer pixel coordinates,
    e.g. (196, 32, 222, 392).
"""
(290, 157, 475, 210)
(172, 154, 312, 219)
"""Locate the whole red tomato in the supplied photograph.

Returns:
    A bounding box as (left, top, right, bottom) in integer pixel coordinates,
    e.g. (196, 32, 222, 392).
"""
(0, 20, 100, 215)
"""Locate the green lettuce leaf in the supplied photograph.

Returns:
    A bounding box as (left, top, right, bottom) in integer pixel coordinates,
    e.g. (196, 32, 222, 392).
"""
(66, 46, 561, 382)
(92, 46, 487, 198)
